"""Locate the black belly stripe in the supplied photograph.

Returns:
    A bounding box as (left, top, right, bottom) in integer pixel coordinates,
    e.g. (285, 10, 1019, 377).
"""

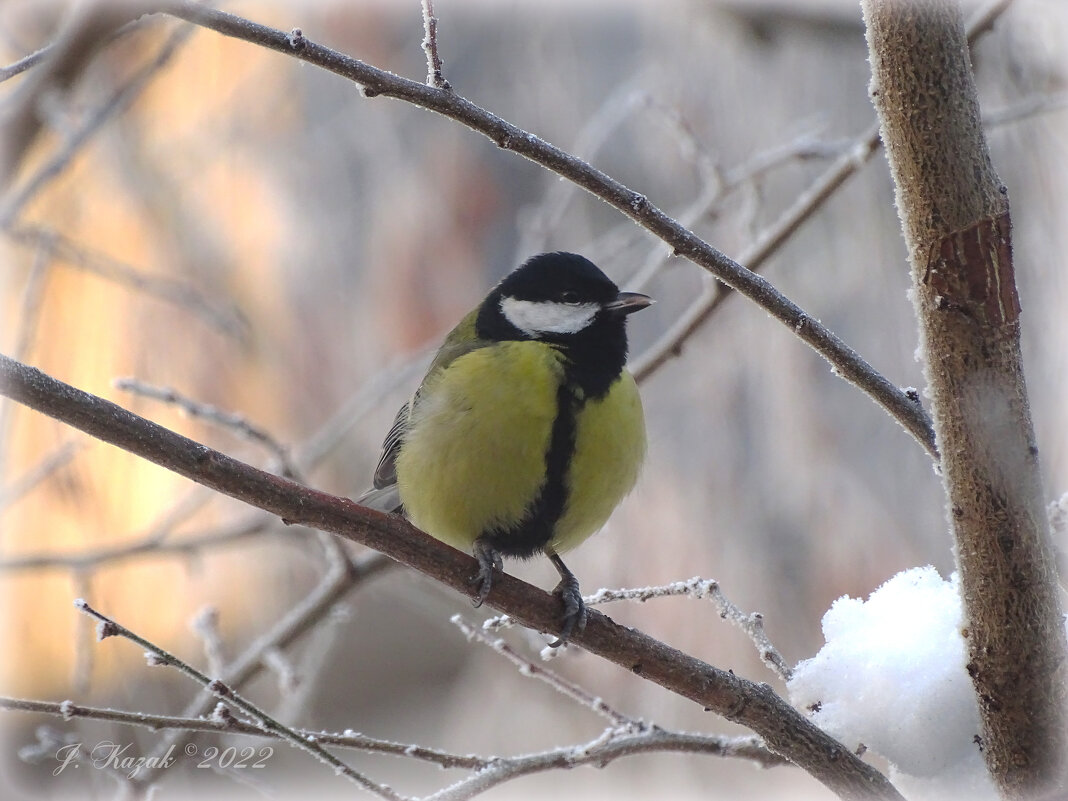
(480, 380, 581, 558)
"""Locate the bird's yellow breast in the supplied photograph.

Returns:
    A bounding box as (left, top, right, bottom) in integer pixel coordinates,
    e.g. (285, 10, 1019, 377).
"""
(396, 342, 562, 550)
(395, 341, 645, 554)
(551, 370, 645, 553)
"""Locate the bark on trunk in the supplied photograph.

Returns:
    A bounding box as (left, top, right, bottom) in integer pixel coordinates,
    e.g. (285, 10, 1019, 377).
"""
(860, 1, 1067, 797)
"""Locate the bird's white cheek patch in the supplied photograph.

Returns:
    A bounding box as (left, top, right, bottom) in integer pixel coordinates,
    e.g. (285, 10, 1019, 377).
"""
(500, 297, 599, 336)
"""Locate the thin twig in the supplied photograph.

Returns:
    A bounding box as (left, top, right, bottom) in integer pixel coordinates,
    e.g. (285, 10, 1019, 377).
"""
(114, 378, 301, 479)
(0, 441, 82, 511)
(0, 696, 489, 770)
(6, 223, 249, 340)
(0, 46, 51, 83)
(70, 570, 94, 694)
(133, 549, 394, 783)
(517, 77, 652, 257)
(0, 14, 150, 84)
(420, 0, 449, 90)
(965, 0, 1015, 39)
(260, 646, 299, 695)
(189, 606, 226, 678)
(1, 18, 195, 227)
(630, 121, 880, 381)
(452, 616, 635, 727)
(292, 351, 428, 473)
(10, 228, 56, 359)
(486, 577, 794, 683)
(0, 484, 217, 572)
(0, 1, 153, 186)
(627, 126, 840, 293)
(73, 598, 404, 799)
(0, 511, 273, 572)
(704, 582, 793, 683)
(424, 727, 785, 801)
(0, 232, 58, 476)
(589, 579, 793, 681)
(983, 91, 1068, 128)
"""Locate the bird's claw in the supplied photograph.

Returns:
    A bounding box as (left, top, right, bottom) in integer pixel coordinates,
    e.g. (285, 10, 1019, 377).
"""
(548, 571, 587, 647)
(471, 539, 503, 608)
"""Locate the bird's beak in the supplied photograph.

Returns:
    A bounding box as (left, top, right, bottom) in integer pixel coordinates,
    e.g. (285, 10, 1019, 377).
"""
(605, 291, 654, 316)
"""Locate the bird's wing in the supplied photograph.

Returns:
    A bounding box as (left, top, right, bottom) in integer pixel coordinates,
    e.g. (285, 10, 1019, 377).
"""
(368, 307, 488, 492)
(371, 399, 411, 489)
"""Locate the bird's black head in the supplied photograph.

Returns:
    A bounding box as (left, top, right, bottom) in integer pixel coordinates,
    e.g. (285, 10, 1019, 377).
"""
(476, 252, 651, 396)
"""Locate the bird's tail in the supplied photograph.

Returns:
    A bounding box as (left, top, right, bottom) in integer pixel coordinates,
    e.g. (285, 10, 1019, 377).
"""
(354, 485, 403, 514)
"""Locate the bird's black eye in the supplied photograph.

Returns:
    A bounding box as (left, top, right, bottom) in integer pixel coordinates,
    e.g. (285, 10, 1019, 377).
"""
(560, 290, 581, 305)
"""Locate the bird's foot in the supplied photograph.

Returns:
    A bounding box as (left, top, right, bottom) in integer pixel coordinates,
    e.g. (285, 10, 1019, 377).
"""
(471, 538, 503, 607)
(548, 553, 587, 647)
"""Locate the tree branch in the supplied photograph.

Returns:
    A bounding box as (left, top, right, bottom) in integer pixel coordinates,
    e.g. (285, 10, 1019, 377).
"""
(0, 695, 491, 770)
(0, 0, 155, 188)
(0, 441, 81, 511)
(134, 547, 394, 783)
(74, 598, 402, 799)
(486, 576, 794, 683)
(0, 695, 786, 789)
(0, 13, 194, 227)
(630, 0, 1017, 385)
(0, 353, 903, 800)
(5, 224, 249, 340)
(113, 378, 301, 479)
(161, 1, 936, 460)
(422, 727, 782, 801)
(452, 615, 638, 727)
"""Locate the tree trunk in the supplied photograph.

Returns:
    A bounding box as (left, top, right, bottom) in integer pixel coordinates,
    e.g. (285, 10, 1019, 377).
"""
(860, 1, 1067, 797)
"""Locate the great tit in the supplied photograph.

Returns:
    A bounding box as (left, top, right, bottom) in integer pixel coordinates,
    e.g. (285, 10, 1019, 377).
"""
(359, 252, 650, 644)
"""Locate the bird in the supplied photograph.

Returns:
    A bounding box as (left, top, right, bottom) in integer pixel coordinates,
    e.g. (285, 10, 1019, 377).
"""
(358, 252, 651, 645)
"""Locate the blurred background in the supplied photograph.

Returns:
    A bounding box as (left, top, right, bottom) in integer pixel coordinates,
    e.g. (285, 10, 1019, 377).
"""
(1, 0, 1065, 799)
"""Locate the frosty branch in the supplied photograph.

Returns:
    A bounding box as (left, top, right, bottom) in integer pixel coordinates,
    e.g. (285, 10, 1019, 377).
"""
(113, 377, 301, 478)
(2, 693, 783, 801)
(73, 599, 404, 799)
(0, 353, 903, 801)
(631, 0, 1015, 382)
(484, 576, 793, 684)
(1, 695, 487, 770)
(132, 545, 393, 784)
